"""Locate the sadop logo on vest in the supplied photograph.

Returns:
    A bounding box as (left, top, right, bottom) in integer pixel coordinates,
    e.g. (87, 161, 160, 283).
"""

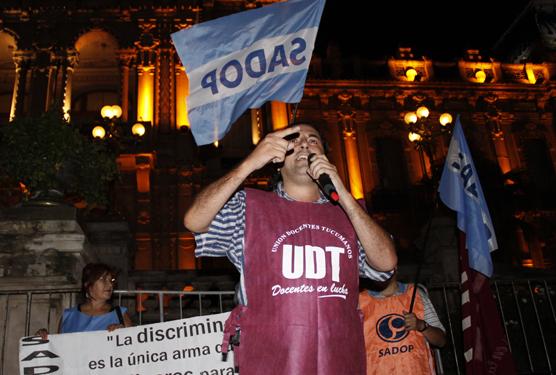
(376, 314, 408, 342)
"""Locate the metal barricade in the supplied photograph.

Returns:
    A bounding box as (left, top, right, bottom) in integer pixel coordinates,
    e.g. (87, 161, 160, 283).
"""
(0, 289, 235, 375)
(427, 278, 556, 375)
(1, 279, 554, 374)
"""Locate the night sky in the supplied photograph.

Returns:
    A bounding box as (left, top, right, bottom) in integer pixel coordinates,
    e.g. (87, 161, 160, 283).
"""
(315, 0, 531, 61)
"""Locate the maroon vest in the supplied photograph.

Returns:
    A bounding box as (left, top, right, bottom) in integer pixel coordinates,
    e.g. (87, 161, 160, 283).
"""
(226, 188, 365, 375)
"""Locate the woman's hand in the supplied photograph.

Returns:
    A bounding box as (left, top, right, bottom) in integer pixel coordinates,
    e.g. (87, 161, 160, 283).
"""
(35, 328, 49, 340)
(107, 323, 124, 332)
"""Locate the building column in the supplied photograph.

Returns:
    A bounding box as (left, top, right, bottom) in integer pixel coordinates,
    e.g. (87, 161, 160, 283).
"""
(135, 21, 159, 127)
(28, 48, 53, 115)
(45, 49, 76, 114)
(116, 153, 155, 270)
(137, 65, 155, 124)
(177, 169, 197, 270)
(487, 115, 512, 174)
(118, 50, 135, 123)
(491, 133, 512, 174)
(320, 94, 348, 184)
(339, 110, 364, 199)
(157, 46, 175, 132)
(178, 233, 197, 270)
(175, 64, 190, 129)
(61, 49, 79, 121)
(9, 50, 33, 121)
(45, 51, 59, 111)
(405, 142, 424, 184)
(271, 101, 288, 130)
(250, 108, 262, 145)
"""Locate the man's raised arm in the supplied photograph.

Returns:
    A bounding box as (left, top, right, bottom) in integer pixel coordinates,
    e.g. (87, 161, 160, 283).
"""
(183, 126, 299, 233)
(307, 154, 397, 272)
(340, 197, 397, 272)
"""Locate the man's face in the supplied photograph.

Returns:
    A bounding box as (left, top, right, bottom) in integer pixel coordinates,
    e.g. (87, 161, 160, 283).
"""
(281, 124, 325, 180)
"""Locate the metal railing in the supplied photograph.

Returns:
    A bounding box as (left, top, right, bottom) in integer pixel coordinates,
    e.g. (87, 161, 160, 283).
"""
(113, 289, 237, 325)
(1, 278, 555, 374)
(427, 278, 556, 374)
(0, 289, 235, 375)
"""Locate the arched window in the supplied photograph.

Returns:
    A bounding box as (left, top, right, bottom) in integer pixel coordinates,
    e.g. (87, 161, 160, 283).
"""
(72, 29, 119, 125)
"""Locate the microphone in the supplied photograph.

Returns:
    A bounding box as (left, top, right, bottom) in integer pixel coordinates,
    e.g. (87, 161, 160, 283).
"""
(308, 153, 340, 203)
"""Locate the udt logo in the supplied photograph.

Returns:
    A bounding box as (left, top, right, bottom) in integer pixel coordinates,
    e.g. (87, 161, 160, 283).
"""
(376, 314, 408, 343)
(282, 244, 344, 282)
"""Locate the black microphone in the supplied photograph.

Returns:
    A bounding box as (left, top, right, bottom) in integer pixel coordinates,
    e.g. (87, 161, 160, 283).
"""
(308, 153, 340, 203)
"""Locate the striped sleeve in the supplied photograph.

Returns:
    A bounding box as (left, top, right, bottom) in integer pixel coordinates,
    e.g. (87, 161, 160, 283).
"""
(193, 190, 246, 272)
(418, 285, 446, 332)
(358, 241, 395, 281)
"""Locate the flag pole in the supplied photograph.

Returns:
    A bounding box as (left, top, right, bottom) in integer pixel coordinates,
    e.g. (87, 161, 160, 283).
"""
(408, 125, 452, 312)
(408, 131, 447, 312)
(290, 102, 300, 125)
(409, 187, 438, 313)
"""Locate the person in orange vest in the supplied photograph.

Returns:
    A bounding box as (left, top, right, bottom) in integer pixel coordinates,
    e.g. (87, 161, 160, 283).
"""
(359, 271, 446, 375)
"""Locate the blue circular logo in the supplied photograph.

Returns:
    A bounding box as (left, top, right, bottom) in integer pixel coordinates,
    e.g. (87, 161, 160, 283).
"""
(376, 313, 408, 342)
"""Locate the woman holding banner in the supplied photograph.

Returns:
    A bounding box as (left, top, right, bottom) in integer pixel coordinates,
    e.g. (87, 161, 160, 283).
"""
(37, 263, 132, 337)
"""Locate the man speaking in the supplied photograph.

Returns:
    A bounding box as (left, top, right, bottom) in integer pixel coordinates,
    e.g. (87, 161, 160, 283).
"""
(184, 124, 397, 374)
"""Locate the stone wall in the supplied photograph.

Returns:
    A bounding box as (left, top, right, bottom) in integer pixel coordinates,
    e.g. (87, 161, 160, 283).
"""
(0, 204, 129, 374)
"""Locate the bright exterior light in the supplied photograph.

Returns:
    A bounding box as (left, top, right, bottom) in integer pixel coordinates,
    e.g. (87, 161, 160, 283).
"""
(408, 132, 422, 142)
(131, 123, 146, 136)
(404, 112, 418, 125)
(100, 105, 122, 119)
(112, 105, 122, 119)
(439, 113, 453, 126)
(92, 125, 106, 139)
(525, 65, 536, 84)
(405, 67, 418, 82)
(475, 69, 486, 83)
(100, 105, 113, 119)
(416, 106, 429, 119)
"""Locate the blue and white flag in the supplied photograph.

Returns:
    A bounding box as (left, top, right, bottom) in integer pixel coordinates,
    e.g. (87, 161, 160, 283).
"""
(171, 0, 325, 145)
(438, 116, 498, 277)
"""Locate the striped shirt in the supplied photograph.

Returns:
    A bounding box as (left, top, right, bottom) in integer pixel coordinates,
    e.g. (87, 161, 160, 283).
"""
(194, 183, 394, 304)
(366, 282, 445, 331)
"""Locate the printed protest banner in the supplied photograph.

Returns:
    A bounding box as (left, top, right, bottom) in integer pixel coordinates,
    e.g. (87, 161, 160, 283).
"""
(19, 312, 233, 375)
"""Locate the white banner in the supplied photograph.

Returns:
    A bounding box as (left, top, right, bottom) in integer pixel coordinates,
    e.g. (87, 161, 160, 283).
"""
(19, 312, 234, 375)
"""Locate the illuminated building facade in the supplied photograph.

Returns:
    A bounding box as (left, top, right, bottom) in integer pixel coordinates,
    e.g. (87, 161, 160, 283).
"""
(1, 0, 555, 275)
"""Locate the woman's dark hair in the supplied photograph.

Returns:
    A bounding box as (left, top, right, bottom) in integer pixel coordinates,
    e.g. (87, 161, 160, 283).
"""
(81, 262, 116, 299)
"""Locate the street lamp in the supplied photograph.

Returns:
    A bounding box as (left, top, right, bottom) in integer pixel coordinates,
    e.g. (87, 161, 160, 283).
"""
(405, 67, 422, 82)
(91, 105, 150, 149)
(404, 105, 453, 179)
(100, 104, 122, 120)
